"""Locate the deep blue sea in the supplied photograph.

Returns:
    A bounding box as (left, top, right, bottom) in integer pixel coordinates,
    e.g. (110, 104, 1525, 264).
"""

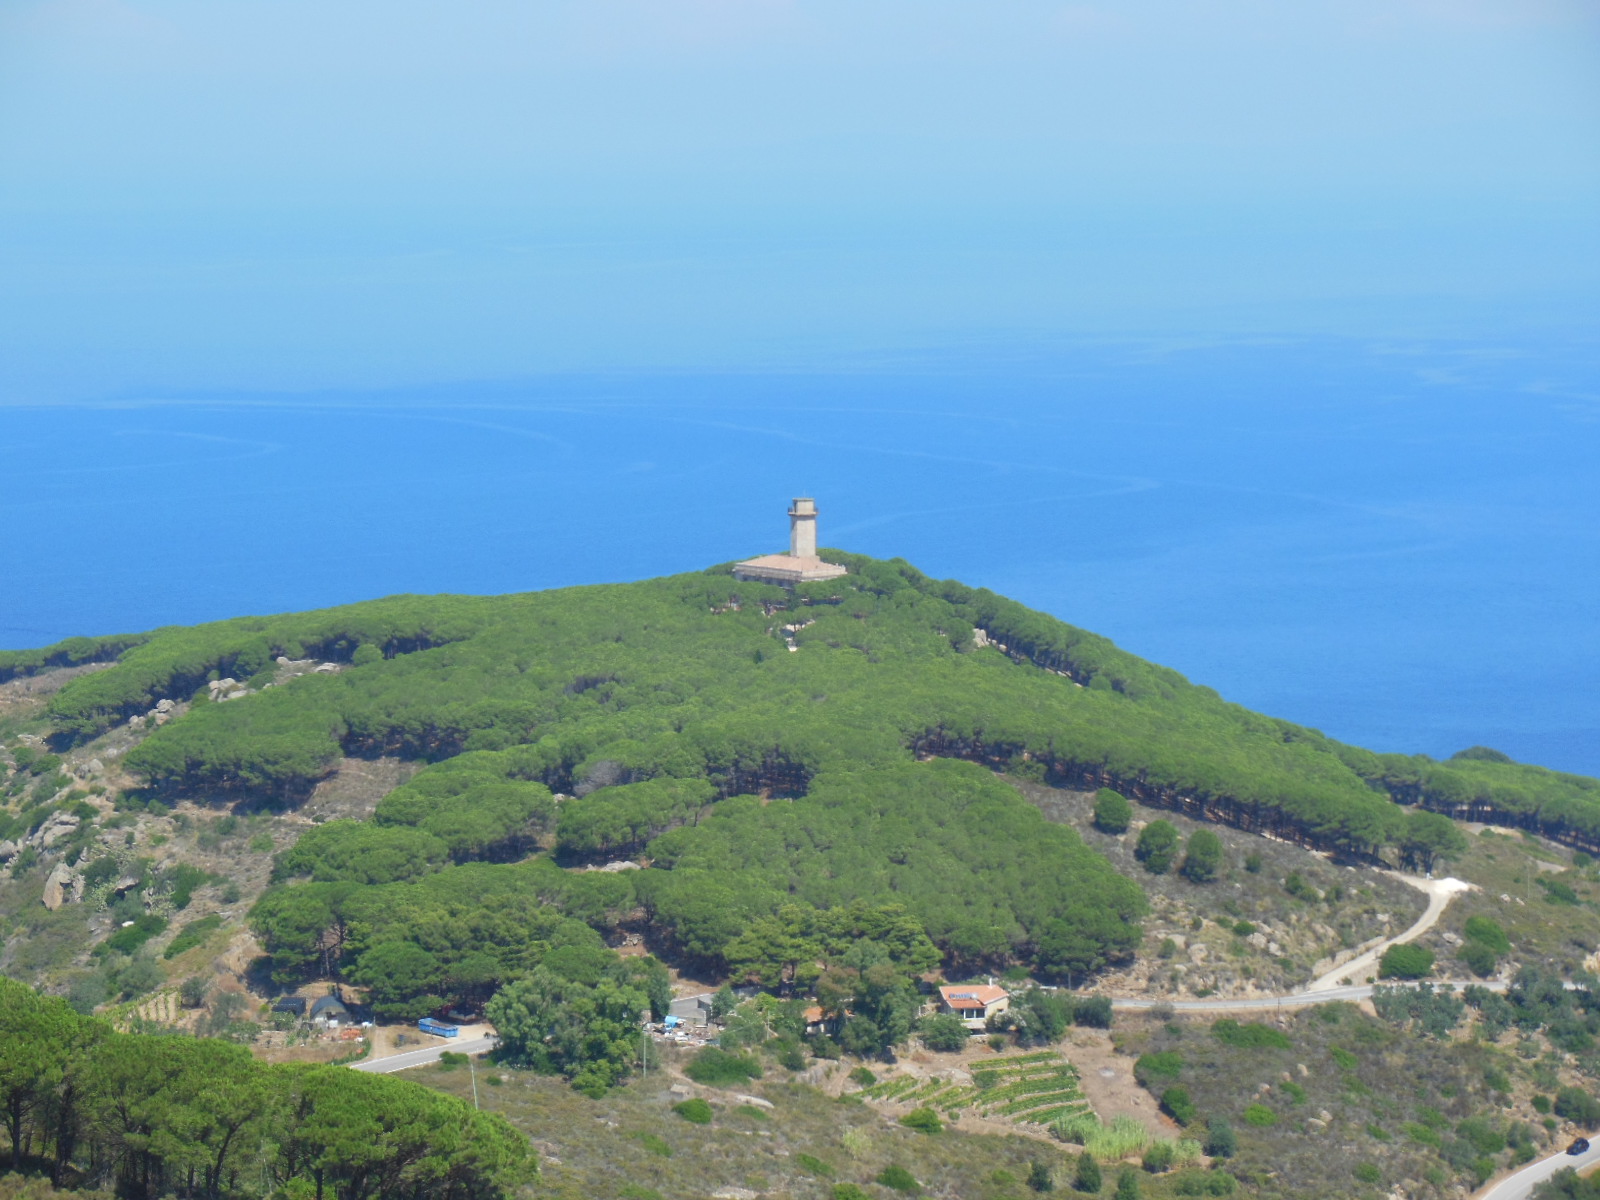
(3, 336, 1597, 776)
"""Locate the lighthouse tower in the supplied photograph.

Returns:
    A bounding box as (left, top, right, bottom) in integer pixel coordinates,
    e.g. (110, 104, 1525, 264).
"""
(788, 497, 819, 557)
(733, 497, 849, 586)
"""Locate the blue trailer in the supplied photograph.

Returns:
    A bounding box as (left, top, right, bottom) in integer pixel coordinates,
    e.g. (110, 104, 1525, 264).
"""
(418, 1017, 459, 1038)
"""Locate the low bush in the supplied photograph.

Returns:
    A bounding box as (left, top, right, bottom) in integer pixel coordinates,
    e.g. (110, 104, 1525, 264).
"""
(1174, 1170, 1236, 1196)
(876, 1164, 921, 1193)
(633, 1132, 671, 1157)
(1378, 944, 1434, 980)
(1554, 1086, 1600, 1126)
(1134, 1050, 1184, 1083)
(163, 913, 223, 959)
(102, 914, 167, 956)
(1142, 1141, 1174, 1173)
(1211, 1020, 1290, 1050)
(1241, 1104, 1277, 1127)
(796, 1154, 835, 1178)
(899, 1107, 942, 1135)
(920, 1012, 971, 1052)
(1161, 1086, 1197, 1126)
(1203, 1119, 1236, 1159)
(1074, 997, 1114, 1029)
(672, 1098, 713, 1125)
(684, 1046, 763, 1086)
(1463, 915, 1510, 954)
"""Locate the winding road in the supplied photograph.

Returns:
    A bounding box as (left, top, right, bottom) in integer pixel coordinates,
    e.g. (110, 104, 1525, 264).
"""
(1479, 1141, 1600, 1200)
(350, 875, 1575, 1196)
(351, 1034, 498, 1074)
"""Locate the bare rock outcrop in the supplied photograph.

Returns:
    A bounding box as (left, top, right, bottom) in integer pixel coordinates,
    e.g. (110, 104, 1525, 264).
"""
(43, 862, 80, 910)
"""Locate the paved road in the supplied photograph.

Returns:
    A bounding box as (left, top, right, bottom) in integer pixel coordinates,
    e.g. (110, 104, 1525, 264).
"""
(351, 1035, 497, 1073)
(1479, 1140, 1600, 1200)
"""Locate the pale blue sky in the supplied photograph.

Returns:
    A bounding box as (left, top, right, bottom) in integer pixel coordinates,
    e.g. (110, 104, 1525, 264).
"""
(1, 0, 1596, 397)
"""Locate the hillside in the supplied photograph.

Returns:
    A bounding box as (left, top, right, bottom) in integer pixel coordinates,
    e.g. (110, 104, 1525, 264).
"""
(4, 554, 1600, 1009)
(8, 555, 1600, 1200)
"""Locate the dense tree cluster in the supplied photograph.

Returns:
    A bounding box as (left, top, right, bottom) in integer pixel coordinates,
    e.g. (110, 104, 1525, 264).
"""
(484, 944, 667, 1096)
(0, 979, 531, 1199)
(34, 555, 1598, 858)
(23, 554, 1600, 1068)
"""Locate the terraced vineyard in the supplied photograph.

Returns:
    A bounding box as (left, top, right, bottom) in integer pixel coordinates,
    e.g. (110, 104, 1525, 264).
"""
(861, 1051, 1091, 1127)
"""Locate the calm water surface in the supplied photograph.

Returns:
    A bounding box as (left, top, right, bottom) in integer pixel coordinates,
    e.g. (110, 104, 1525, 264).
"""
(3, 337, 1596, 775)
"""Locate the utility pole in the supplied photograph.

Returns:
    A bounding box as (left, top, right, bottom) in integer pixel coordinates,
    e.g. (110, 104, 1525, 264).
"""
(469, 1053, 479, 1110)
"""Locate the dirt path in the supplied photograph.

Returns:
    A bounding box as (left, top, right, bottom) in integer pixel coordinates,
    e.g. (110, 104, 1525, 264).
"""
(1305, 873, 1474, 992)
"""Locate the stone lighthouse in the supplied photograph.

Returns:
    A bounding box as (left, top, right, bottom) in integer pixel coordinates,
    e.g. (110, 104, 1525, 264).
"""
(733, 497, 849, 585)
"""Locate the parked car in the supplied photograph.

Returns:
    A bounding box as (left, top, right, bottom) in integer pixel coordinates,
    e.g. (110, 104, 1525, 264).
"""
(1567, 1137, 1590, 1156)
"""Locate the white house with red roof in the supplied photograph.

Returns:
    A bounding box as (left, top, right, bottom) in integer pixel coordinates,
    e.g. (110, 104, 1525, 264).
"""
(937, 983, 1010, 1030)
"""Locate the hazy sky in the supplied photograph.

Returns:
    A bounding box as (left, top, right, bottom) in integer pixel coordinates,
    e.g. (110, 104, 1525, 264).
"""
(1, 0, 1596, 397)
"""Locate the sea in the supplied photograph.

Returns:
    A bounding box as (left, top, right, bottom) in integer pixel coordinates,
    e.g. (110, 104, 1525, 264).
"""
(3, 335, 1597, 777)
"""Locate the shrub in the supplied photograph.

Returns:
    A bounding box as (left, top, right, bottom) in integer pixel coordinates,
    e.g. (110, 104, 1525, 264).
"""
(920, 1012, 971, 1052)
(1115, 1169, 1141, 1199)
(1404, 1122, 1442, 1149)
(1072, 1152, 1101, 1194)
(797, 1154, 835, 1178)
(849, 1066, 877, 1087)
(1180, 830, 1223, 883)
(1540, 878, 1580, 906)
(1134, 1050, 1184, 1084)
(1161, 1087, 1197, 1126)
(1211, 1020, 1290, 1050)
(1554, 1087, 1600, 1126)
(1242, 1104, 1277, 1127)
(1028, 1159, 1055, 1192)
(1074, 996, 1114, 1029)
(1378, 944, 1434, 980)
(832, 1187, 870, 1200)
(437, 1051, 468, 1069)
(876, 1164, 921, 1193)
(1142, 1141, 1175, 1173)
(899, 1107, 942, 1135)
(1093, 789, 1132, 834)
(1464, 916, 1511, 954)
(1329, 1046, 1357, 1069)
(164, 914, 223, 959)
(103, 914, 168, 956)
(1283, 872, 1318, 901)
(1177, 1171, 1235, 1196)
(1352, 1163, 1380, 1185)
(1203, 1119, 1235, 1159)
(1244, 852, 1262, 874)
(1136, 821, 1179, 874)
(1231, 920, 1255, 938)
(1458, 941, 1498, 977)
(1533, 1094, 1552, 1114)
(634, 1132, 671, 1157)
(672, 1097, 713, 1124)
(178, 976, 209, 1008)
(684, 1046, 763, 1086)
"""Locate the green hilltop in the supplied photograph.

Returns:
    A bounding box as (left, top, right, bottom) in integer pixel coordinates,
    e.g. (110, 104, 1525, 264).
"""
(5, 553, 1599, 1027)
